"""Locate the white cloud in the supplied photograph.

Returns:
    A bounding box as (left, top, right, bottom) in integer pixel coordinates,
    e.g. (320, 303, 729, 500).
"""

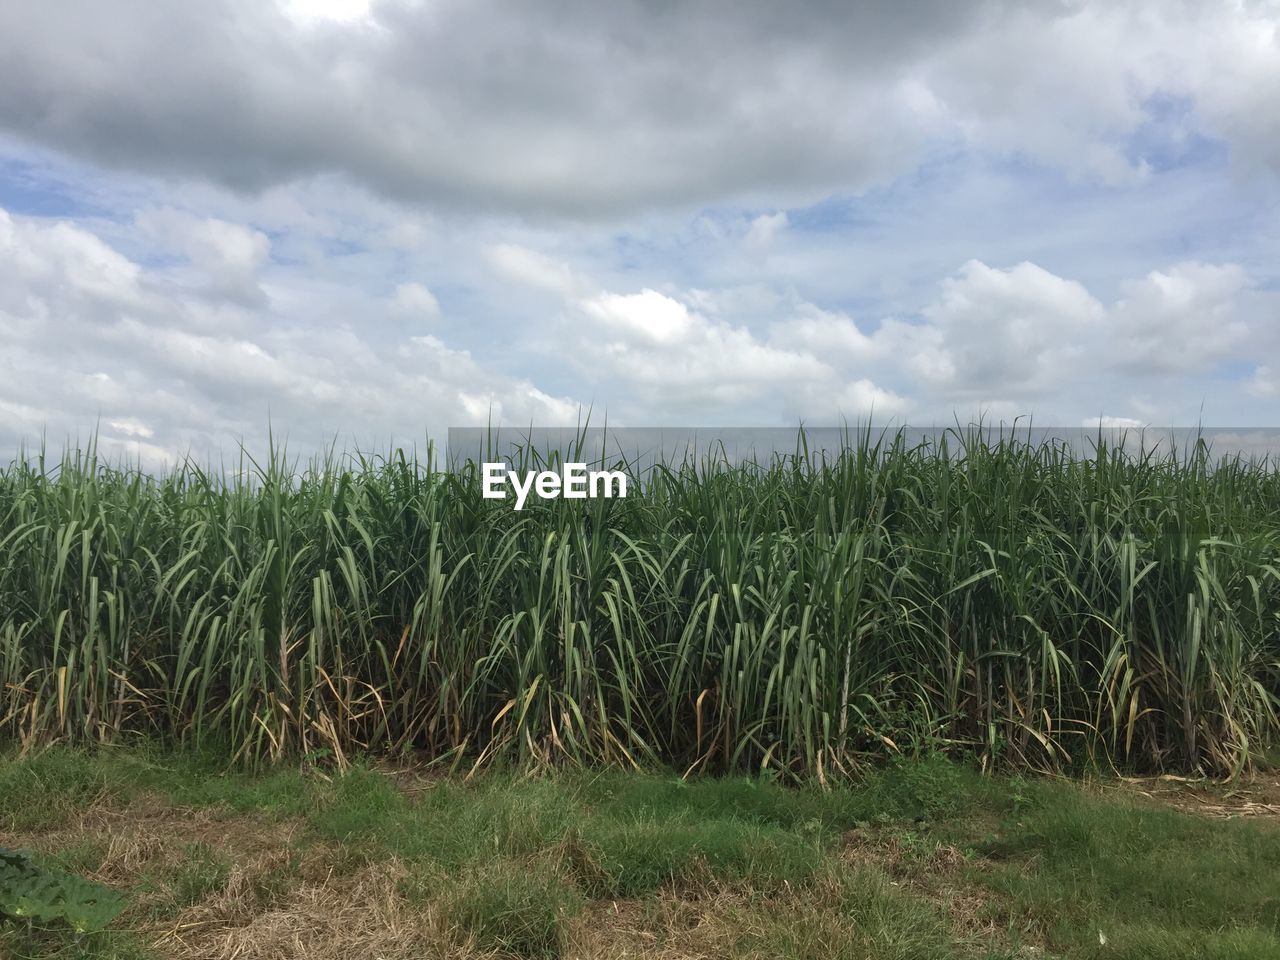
(546, 274, 902, 420)
(0, 209, 141, 313)
(486, 243, 580, 296)
(107, 418, 155, 439)
(0, 206, 581, 460)
(389, 281, 441, 320)
(745, 211, 788, 246)
(0, 0, 1276, 446)
(1110, 262, 1250, 373)
(136, 208, 272, 305)
(831, 379, 911, 419)
(1082, 415, 1144, 429)
(769, 259, 1111, 412)
(772, 254, 1265, 423)
(546, 284, 858, 417)
(0, 149, 1272, 462)
(919, 260, 1107, 394)
(768, 307, 877, 362)
(580, 289, 697, 347)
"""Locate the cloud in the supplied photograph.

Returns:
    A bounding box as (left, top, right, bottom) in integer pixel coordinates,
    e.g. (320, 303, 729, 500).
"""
(0, 145, 1271, 464)
(486, 243, 580, 296)
(830, 379, 911, 419)
(389, 281, 441, 320)
(1248, 365, 1277, 398)
(137, 208, 272, 305)
(1, 2, 1276, 218)
(767, 306, 878, 363)
(558, 286, 876, 418)
(917, 259, 1106, 395)
(0, 209, 141, 314)
(1110, 261, 1250, 373)
(538, 250, 1260, 425)
(0, 206, 581, 463)
(764, 255, 1262, 421)
(745, 211, 788, 246)
(1082, 415, 1144, 429)
(581, 289, 698, 347)
(108, 418, 156, 439)
(283, 0, 372, 24)
(767, 260, 1109, 408)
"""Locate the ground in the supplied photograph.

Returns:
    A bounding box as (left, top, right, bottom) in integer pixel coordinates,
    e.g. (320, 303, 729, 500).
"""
(1, 748, 1277, 960)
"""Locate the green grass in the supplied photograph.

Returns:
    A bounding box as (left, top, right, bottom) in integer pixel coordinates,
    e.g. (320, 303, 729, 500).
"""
(442, 859, 583, 958)
(156, 842, 231, 913)
(736, 864, 985, 960)
(0, 928, 152, 960)
(966, 780, 1280, 957)
(0, 749, 124, 831)
(3, 747, 1278, 959)
(1, 426, 1277, 777)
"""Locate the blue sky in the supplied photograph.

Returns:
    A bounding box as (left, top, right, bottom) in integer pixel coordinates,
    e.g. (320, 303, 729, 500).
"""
(0, 0, 1277, 463)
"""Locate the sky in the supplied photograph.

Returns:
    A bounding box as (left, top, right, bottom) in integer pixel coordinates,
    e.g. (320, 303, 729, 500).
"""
(0, 0, 1278, 463)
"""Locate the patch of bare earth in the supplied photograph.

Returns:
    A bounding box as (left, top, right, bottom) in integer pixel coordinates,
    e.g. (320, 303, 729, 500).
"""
(1114, 771, 1280, 821)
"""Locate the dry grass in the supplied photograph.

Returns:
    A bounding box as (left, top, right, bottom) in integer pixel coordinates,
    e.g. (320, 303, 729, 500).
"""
(173, 861, 445, 960)
(838, 823, 1008, 946)
(6, 751, 1280, 959)
(0, 789, 965, 959)
(2, 792, 750, 960)
(0, 795, 454, 960)
(1112, 771, 1280, 821)
(563, 894, 742, 960)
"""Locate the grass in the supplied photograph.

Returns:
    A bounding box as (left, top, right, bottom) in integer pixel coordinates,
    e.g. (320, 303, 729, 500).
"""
(443, 860, 582, 959)
(0, 425, 1277, 777)
(970, 780, 1280, 956)
(154, 842, 231, 913)
(1, 746, 1278, 959)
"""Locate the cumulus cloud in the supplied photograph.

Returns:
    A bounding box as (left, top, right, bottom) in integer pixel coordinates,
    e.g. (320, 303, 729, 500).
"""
(107, 418, 156, 439)
(0, 184, 1271, 457)
(917, 260, 1107, 395)
(487, 243, 581, 297)
(492, 249, 1253, 423)
(569, 287, 836, 415)
(389, 281, 441, 320)
(768, 260, 1109, 409)
(136, 208, 273, 306)
(1, 1, 1276, 218)
(0, 209, 141, 316)
(764, 255, 1263, 421)
(0, 0, 1275, 465)
(0, 207, 580, 463)
(830, 379, 911, 419)
(745, 211, 789, 246)
(1110, 262, 1250, 373)
(582, 290, 698, 348)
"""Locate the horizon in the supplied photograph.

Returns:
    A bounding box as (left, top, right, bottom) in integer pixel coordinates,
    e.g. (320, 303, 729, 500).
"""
(8, 422, 1280, 478)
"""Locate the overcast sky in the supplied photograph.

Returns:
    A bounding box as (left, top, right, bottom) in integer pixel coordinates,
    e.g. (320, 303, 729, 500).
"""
(1, 0, 1278, 463)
